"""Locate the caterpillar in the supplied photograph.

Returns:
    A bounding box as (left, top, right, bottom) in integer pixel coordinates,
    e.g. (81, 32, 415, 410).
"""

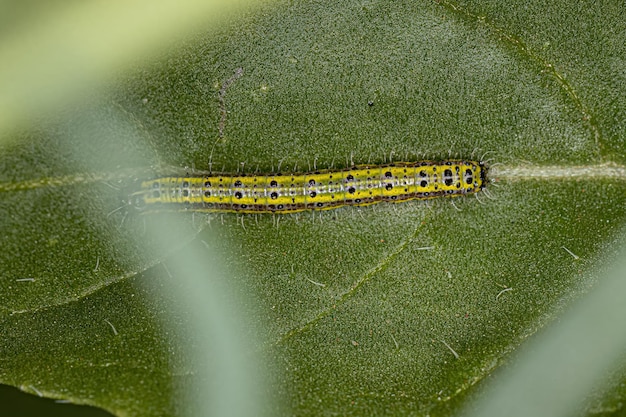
(129, 160, 487, 214)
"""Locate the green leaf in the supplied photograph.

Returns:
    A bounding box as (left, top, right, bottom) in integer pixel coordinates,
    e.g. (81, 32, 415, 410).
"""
(462, 233, 626, 417)
(1, 0, 625, 416)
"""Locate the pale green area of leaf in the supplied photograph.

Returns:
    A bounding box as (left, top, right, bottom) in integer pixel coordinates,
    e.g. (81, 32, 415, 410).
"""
(0, 0, 255, 137)
(446, 0, 626, 161)
(0, 0, 625, 416)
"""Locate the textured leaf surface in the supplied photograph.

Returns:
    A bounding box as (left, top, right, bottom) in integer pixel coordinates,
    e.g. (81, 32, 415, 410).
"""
(0, 0, 625, 415)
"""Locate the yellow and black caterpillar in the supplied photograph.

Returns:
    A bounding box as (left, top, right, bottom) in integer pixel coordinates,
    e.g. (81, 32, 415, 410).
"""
(129, 160, 487, 214)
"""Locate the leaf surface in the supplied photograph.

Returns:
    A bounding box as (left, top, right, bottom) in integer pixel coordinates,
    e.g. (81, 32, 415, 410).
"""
(0, 0, 625, 415)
